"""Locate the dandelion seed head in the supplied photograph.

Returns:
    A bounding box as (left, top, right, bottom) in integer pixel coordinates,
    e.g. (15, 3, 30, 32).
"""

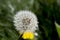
(13, 10, 38, 33)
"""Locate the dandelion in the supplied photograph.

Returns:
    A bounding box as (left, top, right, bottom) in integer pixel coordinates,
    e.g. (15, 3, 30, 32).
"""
(13, 10, 38, 40)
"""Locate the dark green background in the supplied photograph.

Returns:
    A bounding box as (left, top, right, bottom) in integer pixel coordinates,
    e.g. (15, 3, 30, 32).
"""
(0, 0, 60, 40)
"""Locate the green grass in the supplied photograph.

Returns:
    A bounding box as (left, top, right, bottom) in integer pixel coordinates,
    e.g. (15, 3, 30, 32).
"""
(55, 22, 60, 37)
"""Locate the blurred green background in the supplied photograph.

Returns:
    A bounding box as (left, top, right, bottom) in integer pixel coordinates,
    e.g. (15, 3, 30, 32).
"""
(0, 0, 60, 40)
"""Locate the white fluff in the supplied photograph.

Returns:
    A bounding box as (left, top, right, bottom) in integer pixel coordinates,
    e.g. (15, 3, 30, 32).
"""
(13, 10, 38, 33)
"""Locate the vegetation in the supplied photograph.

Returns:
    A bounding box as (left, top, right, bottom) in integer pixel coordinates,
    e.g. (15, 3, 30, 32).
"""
(0, 0, 60, 40)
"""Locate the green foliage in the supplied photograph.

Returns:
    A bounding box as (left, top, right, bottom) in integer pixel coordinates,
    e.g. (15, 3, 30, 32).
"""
(55, 22, 60, 37)
(0, 0, 60, 40)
